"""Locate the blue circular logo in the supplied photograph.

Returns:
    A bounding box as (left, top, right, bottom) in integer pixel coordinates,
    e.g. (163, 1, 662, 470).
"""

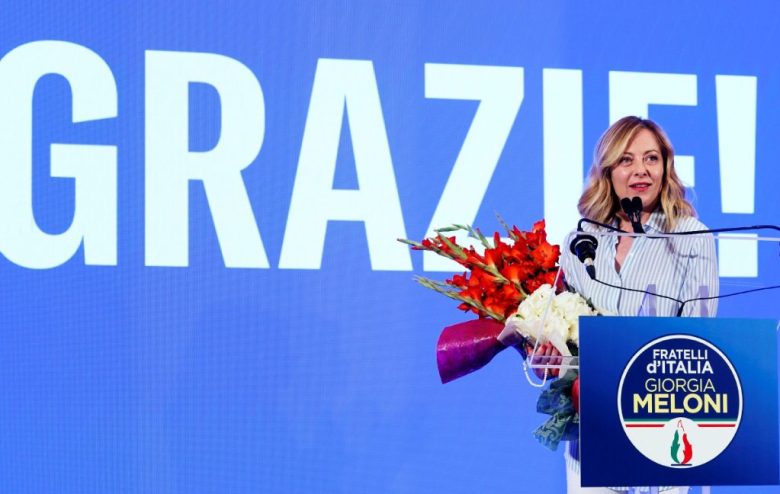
(617, 335, 742, 467)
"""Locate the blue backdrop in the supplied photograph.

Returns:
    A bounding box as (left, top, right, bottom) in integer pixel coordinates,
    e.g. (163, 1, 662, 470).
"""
(1, 2, 778, 493)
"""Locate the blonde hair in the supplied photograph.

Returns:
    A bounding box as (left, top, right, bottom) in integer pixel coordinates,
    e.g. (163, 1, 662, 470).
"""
(578, 116, 695, 231)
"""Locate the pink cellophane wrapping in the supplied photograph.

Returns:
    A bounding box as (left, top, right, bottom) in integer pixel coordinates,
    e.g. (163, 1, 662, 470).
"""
(436, 319, 506, 384)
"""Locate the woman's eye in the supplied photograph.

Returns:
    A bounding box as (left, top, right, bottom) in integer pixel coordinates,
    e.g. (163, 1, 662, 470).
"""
(619, 156, 632, 165)
(645, 154, 659, 163)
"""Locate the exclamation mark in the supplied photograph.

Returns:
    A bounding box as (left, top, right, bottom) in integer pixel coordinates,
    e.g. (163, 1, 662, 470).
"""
(716, 75, 758, 278)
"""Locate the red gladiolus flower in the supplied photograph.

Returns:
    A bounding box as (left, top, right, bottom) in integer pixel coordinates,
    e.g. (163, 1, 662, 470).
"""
(407, 219, 561, 321)
(484, 248, 502, 270)
(464, 249, 485, 267)
(532, 242, 560, 269)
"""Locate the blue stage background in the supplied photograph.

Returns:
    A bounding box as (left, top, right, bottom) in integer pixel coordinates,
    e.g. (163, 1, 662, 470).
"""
(1, 2, 778, 492)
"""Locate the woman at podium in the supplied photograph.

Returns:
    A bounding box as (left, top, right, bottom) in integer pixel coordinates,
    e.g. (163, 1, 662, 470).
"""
(559, 116, 720, 493)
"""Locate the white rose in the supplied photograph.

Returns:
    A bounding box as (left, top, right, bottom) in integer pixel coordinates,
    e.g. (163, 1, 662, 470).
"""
(502, 285, 572, 356)
(501, 286, 598, 355)
(552, 291, 597, 347)
(517, 284, 553, 320)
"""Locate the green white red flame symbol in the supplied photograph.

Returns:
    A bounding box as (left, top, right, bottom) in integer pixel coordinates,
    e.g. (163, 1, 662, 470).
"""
(671, 420, 693, 465)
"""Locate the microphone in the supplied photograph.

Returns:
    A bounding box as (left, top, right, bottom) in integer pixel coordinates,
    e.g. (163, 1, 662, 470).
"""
(620, 197, 645, 234)
(632, 196, 643, 218)
(569, 233, 598, 280)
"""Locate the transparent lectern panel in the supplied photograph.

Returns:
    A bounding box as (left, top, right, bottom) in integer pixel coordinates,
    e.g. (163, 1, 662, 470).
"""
(522, 228, 779, 377)
(562, 227, 780, 321)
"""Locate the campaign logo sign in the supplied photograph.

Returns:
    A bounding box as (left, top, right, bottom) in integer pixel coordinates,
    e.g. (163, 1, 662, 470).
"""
(617, 335, 742, 467)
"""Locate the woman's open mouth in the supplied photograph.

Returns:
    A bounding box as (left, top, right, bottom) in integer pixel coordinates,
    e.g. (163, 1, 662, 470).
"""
(629, 182, 651, 192)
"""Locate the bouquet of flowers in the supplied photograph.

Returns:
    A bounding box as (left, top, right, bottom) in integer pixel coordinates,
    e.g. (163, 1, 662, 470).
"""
(400, 219, 598, 450)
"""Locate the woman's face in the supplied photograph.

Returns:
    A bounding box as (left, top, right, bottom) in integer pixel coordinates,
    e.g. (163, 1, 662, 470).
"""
(610, 128, 664, 213)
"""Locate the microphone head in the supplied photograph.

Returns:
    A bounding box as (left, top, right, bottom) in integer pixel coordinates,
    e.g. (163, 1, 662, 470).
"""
(620, 197, 634, 215)
(569, 233, 599, 279)
(569, 233, 598, 260)
(631, 196, 643, 214)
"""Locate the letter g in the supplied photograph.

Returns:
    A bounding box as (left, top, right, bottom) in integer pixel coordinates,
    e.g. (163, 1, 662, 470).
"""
(0, 41, 117, 268)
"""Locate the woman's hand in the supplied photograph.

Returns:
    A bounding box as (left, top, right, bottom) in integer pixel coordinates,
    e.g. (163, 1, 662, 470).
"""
(525, 341, 562, 379)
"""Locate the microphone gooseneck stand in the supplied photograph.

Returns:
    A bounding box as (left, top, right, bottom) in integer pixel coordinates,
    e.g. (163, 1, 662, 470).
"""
(571, 216, 780, 317)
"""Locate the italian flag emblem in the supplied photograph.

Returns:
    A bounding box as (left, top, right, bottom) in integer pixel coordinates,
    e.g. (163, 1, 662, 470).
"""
(671, 420, 693, 465)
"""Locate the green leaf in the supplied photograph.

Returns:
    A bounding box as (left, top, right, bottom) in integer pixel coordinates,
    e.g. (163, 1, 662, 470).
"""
(434, 225, 463, 233)
(397, 238, 423, 247)
(438, 234, 467, 260)
(476, 232, 491, 249)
